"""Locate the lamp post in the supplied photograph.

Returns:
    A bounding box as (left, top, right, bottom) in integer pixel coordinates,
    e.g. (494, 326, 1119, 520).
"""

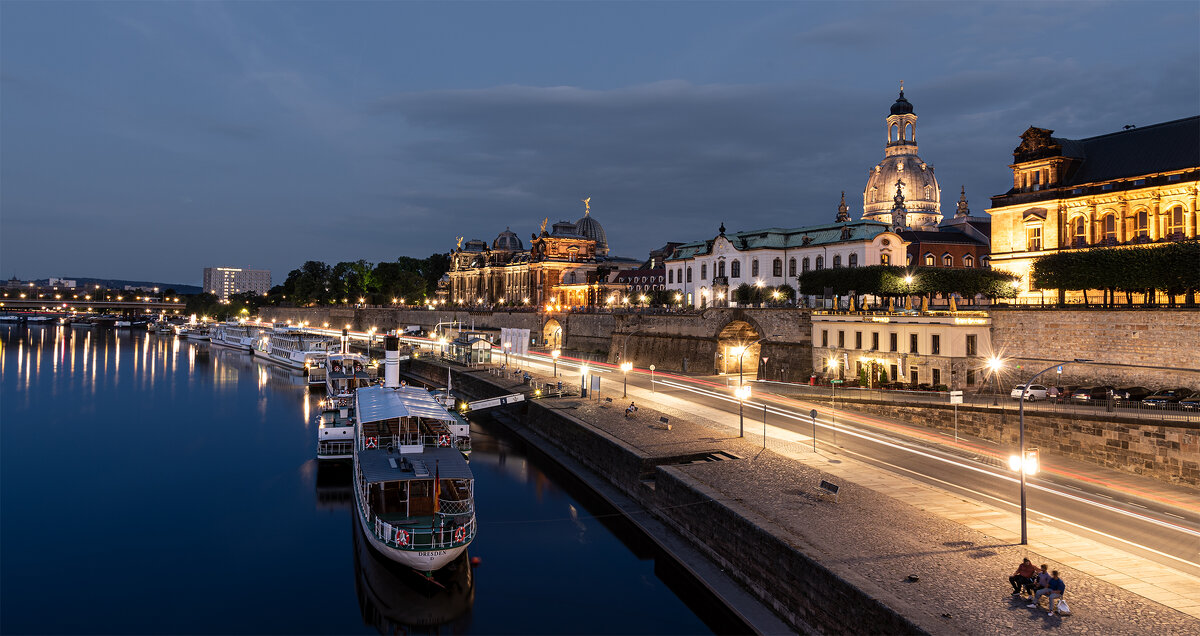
(580, 364, 590, 398)
(826, 357, 839, 429)
(1013, 358, 1091, 545)
(551, 348, 561, 377)
(503, 341, 511, 368)
(620, 361, 633, 397)
(987, 356, 1003, 406)
(731, 334, 779, 387)
(736, 384, 752, 437)
(649, 364, 656, 392)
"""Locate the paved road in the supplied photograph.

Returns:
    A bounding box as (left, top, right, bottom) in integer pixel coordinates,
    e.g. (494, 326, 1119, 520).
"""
(506, 349, 1200, 579)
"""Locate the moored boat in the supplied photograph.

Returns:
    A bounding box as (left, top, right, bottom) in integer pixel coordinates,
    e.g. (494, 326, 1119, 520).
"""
(254, 328, 330, 370)
(352, 336, 476, 573)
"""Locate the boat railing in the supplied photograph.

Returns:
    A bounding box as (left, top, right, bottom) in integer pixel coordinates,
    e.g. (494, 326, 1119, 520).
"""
(371, 515, 476, 551)
(437, 498, 473, 516)
(318, 440, 354, 457)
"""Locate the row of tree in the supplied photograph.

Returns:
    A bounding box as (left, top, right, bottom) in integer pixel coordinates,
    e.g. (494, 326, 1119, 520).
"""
(795, 265, 1020, 303)
(1031, 240, 1199, 306)
(278, 255, 451, 307)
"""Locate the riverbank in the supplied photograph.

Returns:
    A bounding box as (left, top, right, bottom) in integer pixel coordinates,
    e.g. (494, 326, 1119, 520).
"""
(406, 358, 1200, 634)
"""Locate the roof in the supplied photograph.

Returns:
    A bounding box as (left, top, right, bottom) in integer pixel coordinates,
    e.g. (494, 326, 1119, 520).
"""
(666, 221, 895, 261)
(356, 385, 458, 424)
(358, 446, 473, 484)
(899, 230, 987, 246)
(1058, 117, 1199, 185)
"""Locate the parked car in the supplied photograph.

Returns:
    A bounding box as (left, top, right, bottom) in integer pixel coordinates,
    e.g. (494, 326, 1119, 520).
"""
(1180, 395, 1200, 411)
(1114, 386, 1152, 404)
(1071, 386, 1116, 403)
(1141, 388, 1195, 408)
(1011, 384, 1049, 401)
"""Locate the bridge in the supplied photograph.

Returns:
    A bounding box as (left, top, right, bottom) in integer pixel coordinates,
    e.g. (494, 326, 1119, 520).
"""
(0, 298, 186, 314)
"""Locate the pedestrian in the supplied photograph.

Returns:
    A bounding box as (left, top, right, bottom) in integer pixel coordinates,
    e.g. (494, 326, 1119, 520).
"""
(1026, 565, 1052, 608)
(1009, 558, 1037, 596)
(1032, 570, 1066, 616)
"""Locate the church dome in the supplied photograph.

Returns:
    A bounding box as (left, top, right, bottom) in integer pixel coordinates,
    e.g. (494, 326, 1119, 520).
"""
(574, 214, 608, 256)
(492, 227, 523, 251)
(890, 90, 914, 115)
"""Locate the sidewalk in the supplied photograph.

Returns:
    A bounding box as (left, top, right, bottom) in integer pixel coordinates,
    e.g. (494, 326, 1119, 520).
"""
(483, 359, 1200, 626)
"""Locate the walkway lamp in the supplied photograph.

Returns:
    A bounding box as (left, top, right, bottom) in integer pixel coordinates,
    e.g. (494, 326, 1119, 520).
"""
(650, 364, 656, 392)
(826, 357, 840, 427)
(736, 384, 752, 437)
(620, 361, 633, 397)
(580, 365, 590, 397)
(1013, 359, 1091, 545)
(987, 356, 1003, 405)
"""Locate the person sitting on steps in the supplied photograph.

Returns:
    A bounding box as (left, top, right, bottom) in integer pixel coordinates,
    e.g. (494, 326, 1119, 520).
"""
(624, 402, 638, 418)
(1009, 558, 1037, 597)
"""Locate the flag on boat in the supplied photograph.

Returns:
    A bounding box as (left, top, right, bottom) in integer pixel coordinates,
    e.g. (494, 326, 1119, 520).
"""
(433, 460, 440, 514)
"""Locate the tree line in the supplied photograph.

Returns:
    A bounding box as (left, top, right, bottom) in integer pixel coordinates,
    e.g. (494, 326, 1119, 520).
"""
(795, 265, 1019, 305)
(1031, 240, 1199, 306)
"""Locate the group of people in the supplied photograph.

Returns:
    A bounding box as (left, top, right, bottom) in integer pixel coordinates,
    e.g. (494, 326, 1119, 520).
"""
(1009, 558, 1068, 616)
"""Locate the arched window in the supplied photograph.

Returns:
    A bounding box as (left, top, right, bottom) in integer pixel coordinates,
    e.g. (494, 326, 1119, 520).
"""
(833, 255, 842, 268)
(1103, 214, 1117, 242)
(1071, 216, 1087, 246)
(668, 270, 674, 284)
(906, 253, 913, 266)
(905, 123, 913, 141)
(890, 124, 898, 142)
(964, 255, 974, 268)
(981, 255, 990, 268)
(751, 259, 759, 277)
(802, 257, 810, 272)
(1166, 205, 1185, 237)
(788, 258, 796, 277)
(773, 258, 782, 277)
(942, 253, 953, 267)
(924, 253, 934, 266)
(815, 256, 824, 270)
(717, 261, 726, 278)
(881, 253, 890, 266)
(848, 253, 858, 268)
(686, 267, 693, 283)
(730, 261, 741, 278)
(700, 263, 707, 280)
(1134, 210, 1149, 239)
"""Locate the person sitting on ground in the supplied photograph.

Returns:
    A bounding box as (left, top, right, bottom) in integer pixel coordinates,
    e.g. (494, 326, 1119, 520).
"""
(1009, 558, 1037, 596)
(1026, 565, 1052, 608)
(1036, 571, 1066, 616)
(624, 402, 638, 418)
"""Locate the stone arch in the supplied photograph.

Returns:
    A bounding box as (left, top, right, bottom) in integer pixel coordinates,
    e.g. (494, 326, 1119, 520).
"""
(715, 318, 762, 380)
(542, 319, 564, 349)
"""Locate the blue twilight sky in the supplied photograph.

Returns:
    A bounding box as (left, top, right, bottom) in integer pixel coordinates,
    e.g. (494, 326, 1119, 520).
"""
(2, 1, 1197, 286)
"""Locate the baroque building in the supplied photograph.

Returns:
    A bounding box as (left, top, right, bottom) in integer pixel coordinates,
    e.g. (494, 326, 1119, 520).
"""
(986, 116, 1200, 300)
(863, 88, 942, 230)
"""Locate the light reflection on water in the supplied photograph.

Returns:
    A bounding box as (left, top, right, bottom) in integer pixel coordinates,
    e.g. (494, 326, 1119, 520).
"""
(1, 325, 723, 635)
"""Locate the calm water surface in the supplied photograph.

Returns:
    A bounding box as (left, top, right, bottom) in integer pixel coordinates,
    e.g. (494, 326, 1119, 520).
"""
(1, 326, 725, 634)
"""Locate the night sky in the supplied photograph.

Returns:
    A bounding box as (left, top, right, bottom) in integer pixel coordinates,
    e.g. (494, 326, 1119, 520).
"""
(2, 1, 1196, 285)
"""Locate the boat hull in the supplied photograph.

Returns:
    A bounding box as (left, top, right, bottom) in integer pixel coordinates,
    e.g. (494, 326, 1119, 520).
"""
(354, 510, 468, 572)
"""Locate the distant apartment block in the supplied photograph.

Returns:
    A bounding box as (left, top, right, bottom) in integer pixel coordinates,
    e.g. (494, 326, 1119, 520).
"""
(203, 267, 271, 301)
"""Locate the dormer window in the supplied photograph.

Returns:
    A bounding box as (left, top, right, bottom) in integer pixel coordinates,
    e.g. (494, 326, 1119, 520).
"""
(1101, 184, 1113, 191)
(1026, 226, 1042, 251)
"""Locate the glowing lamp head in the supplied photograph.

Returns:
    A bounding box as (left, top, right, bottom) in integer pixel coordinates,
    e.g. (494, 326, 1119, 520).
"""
(736, 385, 752, 400)
(551, 349, 561, 359)
(729, 345, 746, 357)
(904, 275, 913, 285)
(620, 362, 632, 373)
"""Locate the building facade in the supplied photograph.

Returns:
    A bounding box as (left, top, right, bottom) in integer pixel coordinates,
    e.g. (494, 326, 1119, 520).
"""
(203, 267, 271, 301)
(986, 117, 1199, 301)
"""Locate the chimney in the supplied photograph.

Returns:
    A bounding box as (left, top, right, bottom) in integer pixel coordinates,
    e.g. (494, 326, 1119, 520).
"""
(384, 335, 400, 388)
(341, 328, 349, 355)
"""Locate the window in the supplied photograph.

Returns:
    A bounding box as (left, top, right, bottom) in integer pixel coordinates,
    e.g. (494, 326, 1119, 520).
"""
(1134, 210, 1149, 239)
(966, 334, 977, 356)
(773, 258, 782, 277)
(932, 368, 941, 386)
(686, 267, 692, 283)
(848, 254, 858, 268)
(966, 368, 975, 385)
(1167, 206, 1185, 236)
(942, 254, 953, 267)
(1071, 216, 1087, 246)
(910, 368, 918, 385)
(700, 263, 707, 280)
(822, 330, 828, 347)
(1026, 226, 1042, 251)
(964, 255, 974, 268)
(891, 364, 899, 382)
(907, 253, 913, 266)
(717, 261, 726, 278)
(731, 261, 741, 278)
(855, 332, 862, 349)
(890, 333, 898, 352)
(789, 258, 796, 277)
(751, 259, 759, 277)
(838, 331, 845, 348)
(668, 270, 673, 284)
(802, 257, 811, 272)
(1103, 214, 1117, 242)
(881, 253, 890, 265)
(833, 255, 842, 268)
(815, 256, 824, 270)
(910, 333, 918, 353)
(924, 253, 935, 266)
(871, 332, 879, 351)
(931, 334, 940, 355)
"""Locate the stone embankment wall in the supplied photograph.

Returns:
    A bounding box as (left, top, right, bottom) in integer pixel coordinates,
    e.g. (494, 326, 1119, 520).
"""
(402, 358, 921, 634)
(818, 397, 1199, 486)
(989, 308, 1200, 389)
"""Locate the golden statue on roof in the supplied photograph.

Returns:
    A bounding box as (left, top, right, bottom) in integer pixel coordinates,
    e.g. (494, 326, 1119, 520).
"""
(582, 196, 591, 216)
(455, 236, 464, 250)
(539, 218, 548, 234)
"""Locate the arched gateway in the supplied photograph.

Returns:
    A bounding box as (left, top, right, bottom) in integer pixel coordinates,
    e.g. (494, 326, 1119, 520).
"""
(542, 319, 563, 349)
(715, 319, 761, 380)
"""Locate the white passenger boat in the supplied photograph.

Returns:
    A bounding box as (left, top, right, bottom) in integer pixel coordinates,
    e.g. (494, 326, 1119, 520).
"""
(182, 325, 211, 340)
(352, 336, 476, 573)
(252, 328, 330, 370)
(210, 322, 256, 351)
(316, 347, 375, 461)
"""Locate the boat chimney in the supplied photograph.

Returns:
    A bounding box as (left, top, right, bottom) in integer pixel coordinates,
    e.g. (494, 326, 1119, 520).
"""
(384, 335, 400, 388)
(341, 328, 349, 355)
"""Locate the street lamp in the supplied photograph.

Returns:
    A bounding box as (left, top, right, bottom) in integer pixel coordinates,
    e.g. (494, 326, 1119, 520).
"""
(987, 356, 1004, 405)
(581, 365, 590, 397)
(620, 361, 633, 397)
(551, 348, 561, 377)
(736, 384, 752, 437)
(731, 334, 780, 386)
(503, 341, 511, 367)
(826, 357, 840, 428)
(1013, 359, 1091, 545)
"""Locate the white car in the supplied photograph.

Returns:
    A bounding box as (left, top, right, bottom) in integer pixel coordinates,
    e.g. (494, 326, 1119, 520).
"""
(1011, 384, 1049, 401)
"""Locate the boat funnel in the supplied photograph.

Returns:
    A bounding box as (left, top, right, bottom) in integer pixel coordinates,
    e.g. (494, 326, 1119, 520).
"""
(341, 328, 350, 355)
(384, 335, 401, 388)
